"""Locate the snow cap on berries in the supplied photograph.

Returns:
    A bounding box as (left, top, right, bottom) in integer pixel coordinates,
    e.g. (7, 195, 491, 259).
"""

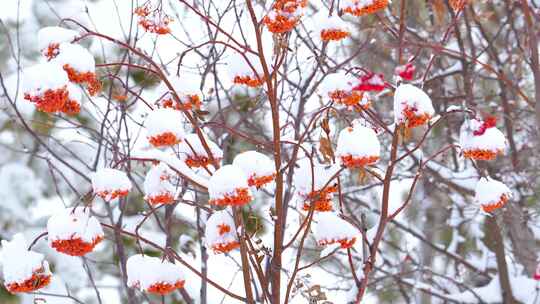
(144, 163, 176, 205)
(23, 63, 69, 94)
(208, 165, 253, 206)
(314, 212, 358, 249)
(293, 159, 339, 196)
(393, 84, 435, 128)
(145, 108, 186, 147)
(22, 63, 82, 114)
(47, 207, 104, 256)
(460, 118, 506, 161)
(474, 177, 512, 213)
(227, 51, 265, 88)
(204, 209, 240, 254)
(293, 159, 340, 211)
(22, 63, 72, 113)
(315, 14, 350, 42)
(320, 72, 366, 108)
(158, 75, 202, 111)
(53, 43, 96, 74)
(91, 168, 132, 200)
(320, 72, 356, 97)
(178, 133, 223, 168)
(336, 125, 380, 168)
(233, 151, 275, 188)
(127, 254, 185, 295)
(0, 234, 52, 293)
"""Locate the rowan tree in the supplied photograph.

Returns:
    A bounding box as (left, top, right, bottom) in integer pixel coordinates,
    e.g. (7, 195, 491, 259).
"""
(1, 0, 540, 303)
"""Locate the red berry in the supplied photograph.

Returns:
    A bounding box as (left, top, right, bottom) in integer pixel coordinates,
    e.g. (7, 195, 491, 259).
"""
(395, 63, 415, 81)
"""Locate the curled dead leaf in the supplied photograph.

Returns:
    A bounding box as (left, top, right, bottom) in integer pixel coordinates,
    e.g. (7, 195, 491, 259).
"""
(319, 136, 334, 164)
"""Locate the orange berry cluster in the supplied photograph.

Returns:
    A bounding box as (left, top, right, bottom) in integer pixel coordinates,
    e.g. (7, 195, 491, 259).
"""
(402, 104, 432, 128)
(248, 174, 276, 189)
(320, 29, 350, 42)
(463, 149, 500, 161)
(217, 223, 231, 235)
(233, 75, 265, 88)
(340, 155, 379, 168)
(185, 156, 218, 168)
(63, 64, 101, 96)
(329, 90, 367, 108)
(481, 193, 509, 213)
(162, 95, 202, 111)
(344, 0, 389, 17)
(61, 99, 82, 115)
(51, 236, 103, 256)
(263, 0, 308, 34)
(96, 189, 129, 200)
(302, 186, 338, 212)
(135, 4, 172, 35)
(24, 87, 82, 115)
(24, 88, 68, 113)
(44, 43, 60, 60)
(318, 236, 357, 249)
(148, 132, 182, 148)
(209, 222, 241, 253)
(5, 268, 51, 294)
(147, 192, 175, 205)
(147, 280, 186, 295)
(211, 241, 241, 254)
(209, 188, 252, 207)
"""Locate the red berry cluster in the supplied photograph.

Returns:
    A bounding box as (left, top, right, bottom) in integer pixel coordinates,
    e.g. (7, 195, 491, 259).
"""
(473, 116, 497, 136)
(395, 63, 415, 81)
(353, 72, 386, 92)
